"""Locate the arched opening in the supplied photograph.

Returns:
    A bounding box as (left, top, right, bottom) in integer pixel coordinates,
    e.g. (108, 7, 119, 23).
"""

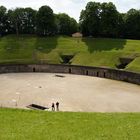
(69, 68, 71, 74)
(86, 70, 88, 75)
(104, 72, 106, 78)
(97, 72, 99, 77)
(33, 68, 36, 72)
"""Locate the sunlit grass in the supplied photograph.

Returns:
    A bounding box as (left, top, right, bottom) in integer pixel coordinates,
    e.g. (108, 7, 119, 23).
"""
(0, 35, 140, 72)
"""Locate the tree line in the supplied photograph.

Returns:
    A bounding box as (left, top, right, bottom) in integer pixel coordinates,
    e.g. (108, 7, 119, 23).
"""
(0, 5, 78, 36)
(0, 2, 140, 39)
(80, 2, 140, 39)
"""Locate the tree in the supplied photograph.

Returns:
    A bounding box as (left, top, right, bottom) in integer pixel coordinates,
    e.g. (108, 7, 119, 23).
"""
(124, 9, 140, 39)
(79, 2, 100, 36)
(0, 6, 7, 36)
(8, 8, 25, 36)
(7, 8, 37, 35)
(56, 13, 78, 35)
(79, 10, 89, 36)
(0, 3, 140, 39)
(69, 17, 78, 34)
(100, 2, 120, 37)
(36, 6, 56, 36)
(117, 13, 125, 38)
(22, 8, 37, 34)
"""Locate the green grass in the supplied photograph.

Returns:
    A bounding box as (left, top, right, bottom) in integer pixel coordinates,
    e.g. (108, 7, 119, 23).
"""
(0, 35, 140, 72)
(1, 36, 140, 139)
(0, 108, 140, 140)
(126, 57, 140, 73)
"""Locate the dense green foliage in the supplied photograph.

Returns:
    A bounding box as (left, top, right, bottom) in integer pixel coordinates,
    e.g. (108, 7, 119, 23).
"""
(0, 35, 140, 72)
(0, 5, 78, 36)
(80, 2, 140, 39)
(2, 7, 37, 36)
(0, 6, 7, 36)
(0, 2, 140, 39)
(80, 2, 101, 36)
(1, 108, 140, 140)
(124, 9, 140, 39)
(36, 6, 56, 36)
(56, 13, 78, 35)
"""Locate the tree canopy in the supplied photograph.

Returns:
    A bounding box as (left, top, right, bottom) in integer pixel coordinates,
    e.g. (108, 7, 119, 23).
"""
(56, 13, 78, 35)
(36, 6, 55, 36)
(0, 6, 7, 36)
(80, 2, 140, 39)
(0, 3, 140, 39)
(0, 5, 78, 37)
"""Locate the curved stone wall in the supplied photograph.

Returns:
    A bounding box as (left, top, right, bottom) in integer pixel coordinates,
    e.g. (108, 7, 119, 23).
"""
(0, 64, 140, 85)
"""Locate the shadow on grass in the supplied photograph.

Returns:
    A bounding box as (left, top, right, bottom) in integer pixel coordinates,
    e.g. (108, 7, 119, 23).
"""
(2, 35, 36, 52)
(35, 36, 58, 54)
(3, 38, 21, 53)
(33, 36, 59, 63)
(82, 38, 127, 53)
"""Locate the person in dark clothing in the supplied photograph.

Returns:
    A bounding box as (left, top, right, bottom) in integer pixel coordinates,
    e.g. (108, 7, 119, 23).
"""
(56, 102, 59, 111)
(52, 103, 55, 111)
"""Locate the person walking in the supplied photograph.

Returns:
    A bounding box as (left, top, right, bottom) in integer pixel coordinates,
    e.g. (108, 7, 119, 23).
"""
(56, 102, 59, 111)
(52, 103, 55, 111)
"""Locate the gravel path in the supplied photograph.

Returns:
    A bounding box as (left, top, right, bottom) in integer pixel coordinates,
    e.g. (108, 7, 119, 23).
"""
(0, 73, 140, 112)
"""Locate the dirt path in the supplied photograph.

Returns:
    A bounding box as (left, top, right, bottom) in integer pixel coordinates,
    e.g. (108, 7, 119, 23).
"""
(0, 73, 140, 112)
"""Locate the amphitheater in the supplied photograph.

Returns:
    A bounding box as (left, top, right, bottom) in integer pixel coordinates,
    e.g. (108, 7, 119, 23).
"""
(0, 64, 140, 112)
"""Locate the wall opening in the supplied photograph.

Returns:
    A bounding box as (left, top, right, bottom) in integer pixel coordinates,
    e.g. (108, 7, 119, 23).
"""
(60, 55, 74, 64)
(27, 104, 49, 110)
(104, 72, 106, 78)
(33, 68, 36, 72)
(69, 68, 71, 74)
(97, 72, 99, 77)
(116, 57, 134, 69)
(86, 70, 88, 75)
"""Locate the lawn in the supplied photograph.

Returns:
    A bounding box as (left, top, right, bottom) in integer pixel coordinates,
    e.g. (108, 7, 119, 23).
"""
(0, 108, 140, 140)
(0, 36, 140, 140)
(0, 35, 140, 72)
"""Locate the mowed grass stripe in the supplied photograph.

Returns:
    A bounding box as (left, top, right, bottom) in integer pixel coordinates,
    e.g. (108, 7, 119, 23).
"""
(0, 108, 140, 140)
(0, 35, 140, 72)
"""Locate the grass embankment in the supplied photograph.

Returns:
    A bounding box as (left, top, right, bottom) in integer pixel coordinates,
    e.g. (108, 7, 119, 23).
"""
(0, 108, 140, 140)
(0, 35, 140, 72)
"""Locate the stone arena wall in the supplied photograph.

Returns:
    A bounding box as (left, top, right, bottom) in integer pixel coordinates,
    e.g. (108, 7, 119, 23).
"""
(0, 64, 139, 85)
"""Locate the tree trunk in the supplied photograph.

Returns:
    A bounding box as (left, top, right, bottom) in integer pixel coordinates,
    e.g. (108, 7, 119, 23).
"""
(16, 22, 19, 36)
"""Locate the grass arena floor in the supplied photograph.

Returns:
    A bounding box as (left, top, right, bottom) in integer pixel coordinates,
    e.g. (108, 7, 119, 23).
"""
(0, 73, 140, 112)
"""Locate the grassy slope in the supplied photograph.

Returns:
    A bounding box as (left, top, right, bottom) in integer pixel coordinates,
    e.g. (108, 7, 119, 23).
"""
(0, 36, 140, 139)
(0, 108, 140, 140)
(0, 35, 140, 72)
(126, 57, 140, 73)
